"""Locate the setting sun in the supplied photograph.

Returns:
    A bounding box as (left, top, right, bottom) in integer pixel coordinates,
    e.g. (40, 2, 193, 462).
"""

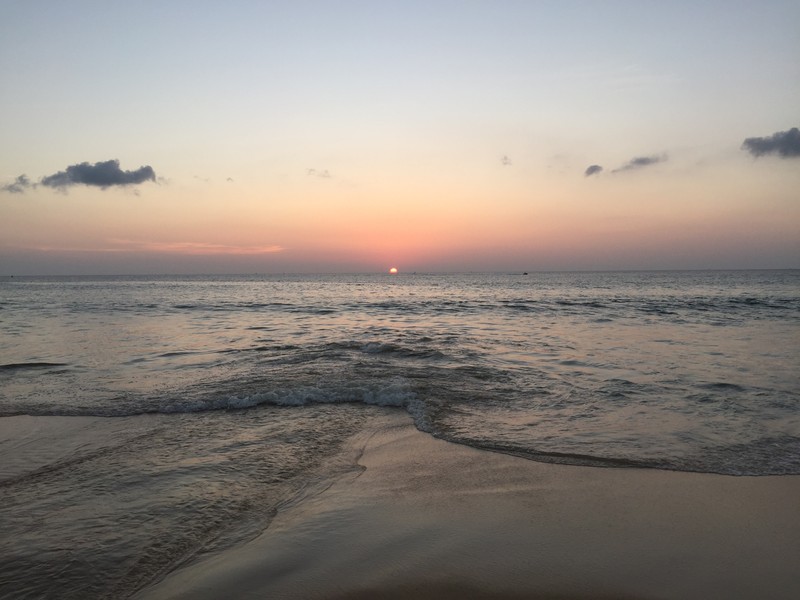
(389, 267, 398, 275)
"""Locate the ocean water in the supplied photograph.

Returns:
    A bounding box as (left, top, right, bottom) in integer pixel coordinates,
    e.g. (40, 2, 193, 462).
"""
(1, 271, 799, 598)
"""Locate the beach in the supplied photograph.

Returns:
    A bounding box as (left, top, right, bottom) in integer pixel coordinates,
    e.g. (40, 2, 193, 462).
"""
(137, 410, 800, 600)
(2, 272, 798, 598)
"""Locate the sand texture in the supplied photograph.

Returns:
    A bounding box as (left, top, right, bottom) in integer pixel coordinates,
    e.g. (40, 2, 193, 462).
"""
(137, 411, 800, 600)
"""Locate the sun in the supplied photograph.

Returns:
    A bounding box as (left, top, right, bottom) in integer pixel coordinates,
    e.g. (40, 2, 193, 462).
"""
(389, 267, 398, 275)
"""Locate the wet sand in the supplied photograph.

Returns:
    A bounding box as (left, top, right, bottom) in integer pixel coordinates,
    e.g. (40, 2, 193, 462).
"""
(138, 411, 800, 600)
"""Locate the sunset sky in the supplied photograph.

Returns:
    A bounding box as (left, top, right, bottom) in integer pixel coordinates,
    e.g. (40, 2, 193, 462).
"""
(1, 1, 798, 274)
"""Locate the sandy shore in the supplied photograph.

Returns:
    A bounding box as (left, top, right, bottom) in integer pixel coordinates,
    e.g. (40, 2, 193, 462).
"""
(138, 411, 800, 600)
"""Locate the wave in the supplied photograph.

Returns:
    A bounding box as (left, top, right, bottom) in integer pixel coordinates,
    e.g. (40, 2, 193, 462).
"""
(25, 293, 800, 325)
(446, 434, 800, 476)
(3, 379, 796, 476)
(0, 362, 70, 371)
(0, 376, 425, 419)
(457, 439, 674, 470)
(697, 382, 746, 392)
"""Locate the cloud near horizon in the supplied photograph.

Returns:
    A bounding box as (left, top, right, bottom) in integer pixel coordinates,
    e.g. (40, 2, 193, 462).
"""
(40, 159, 157, 190)
(18, 240, 286, 255)
(108, 239, 285, 255)
(741, 127, 800, 158)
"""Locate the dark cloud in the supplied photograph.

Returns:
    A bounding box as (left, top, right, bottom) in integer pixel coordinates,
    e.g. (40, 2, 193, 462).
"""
(612, 154, 667, 173)
(742, 127, 800, 158)
(1, 174, 36, 194)
(584, 164, 603, 177)
(40, 159, 156, 189)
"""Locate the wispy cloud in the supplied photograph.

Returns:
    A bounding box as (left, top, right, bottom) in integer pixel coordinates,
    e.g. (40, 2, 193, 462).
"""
(18, 240, 286, 255)
(557, 63, 680, 90)
(584, 164, 603, 177)
(1, 174, 36, 194)
(41, 159, 156, 189)
(742, 127, 800, 158)
(612, 154, 667, 173)
(108, 239, 285, 255)
(501, 155, 512, 166)
(583, 154, 666, 178)
(307, 168, 331, 178)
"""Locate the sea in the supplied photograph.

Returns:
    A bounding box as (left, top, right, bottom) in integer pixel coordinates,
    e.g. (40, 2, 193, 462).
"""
(1, 271, 798, 599)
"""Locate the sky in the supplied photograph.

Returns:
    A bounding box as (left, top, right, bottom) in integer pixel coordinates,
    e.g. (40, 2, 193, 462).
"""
(1, 0, 798, 274)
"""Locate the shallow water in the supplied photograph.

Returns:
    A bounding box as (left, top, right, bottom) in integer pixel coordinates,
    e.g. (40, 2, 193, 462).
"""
(2, 271, 798, 474)
(0, 406, 375, 599)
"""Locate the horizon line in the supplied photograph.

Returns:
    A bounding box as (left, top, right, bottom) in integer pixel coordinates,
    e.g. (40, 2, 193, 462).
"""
(2, 267, 798, 279)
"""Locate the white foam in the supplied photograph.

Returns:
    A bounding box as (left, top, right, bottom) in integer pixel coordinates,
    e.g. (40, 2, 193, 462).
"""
(214, 377, 417, 412)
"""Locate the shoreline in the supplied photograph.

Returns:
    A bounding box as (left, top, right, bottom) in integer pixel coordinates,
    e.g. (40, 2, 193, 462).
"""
(137, 410, 800, 600)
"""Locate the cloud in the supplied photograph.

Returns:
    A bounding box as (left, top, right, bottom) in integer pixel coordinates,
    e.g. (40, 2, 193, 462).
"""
(307, 168, 331, 178)
(742, 127, 800, 158)
(1, 174, 36, 194)
(108, 239, 284, 255)
(40, 159, 156, 189)
(584, 164, 603, 177)
(612, 154, 667, 173)
(18, 240, 286, 255)
(501, 155, 512, 166)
